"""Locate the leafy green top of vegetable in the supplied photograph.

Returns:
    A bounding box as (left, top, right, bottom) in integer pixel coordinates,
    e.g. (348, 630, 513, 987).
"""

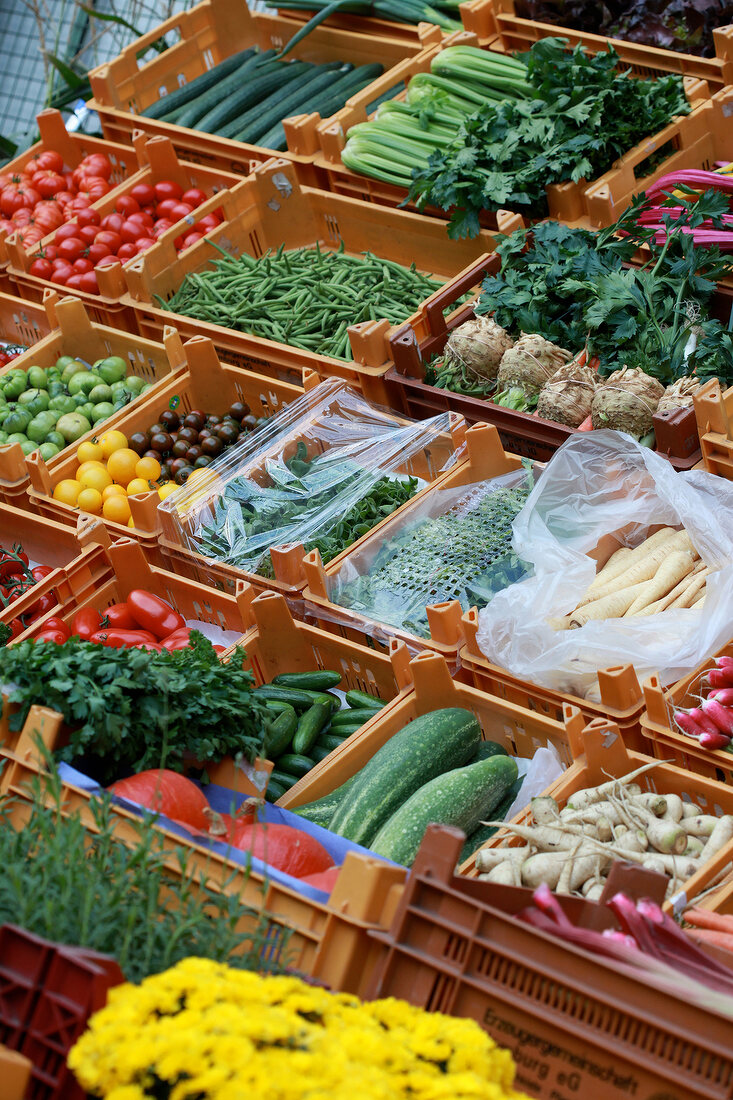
(0, 763, 283, 982)
(0, 633, 268, 784)
(408, 37, 689, 237)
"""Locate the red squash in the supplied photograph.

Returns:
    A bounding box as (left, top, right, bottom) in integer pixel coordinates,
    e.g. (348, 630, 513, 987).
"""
(229, 820, 334, 879)
(300, 866, 341, 893)
(110, 769, 210, 831)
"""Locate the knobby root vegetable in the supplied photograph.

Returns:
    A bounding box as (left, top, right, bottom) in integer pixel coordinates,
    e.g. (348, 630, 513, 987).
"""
(575, 530, 692, 609)
(590, 366, 665, 437)
(624, 550, 696, 615)
(496, 332, 572, 399)
(700, 816, 733, 863)
(442, 316, 513, 385)
(530, 795, 559, 825)
(535, 358, 596, 427)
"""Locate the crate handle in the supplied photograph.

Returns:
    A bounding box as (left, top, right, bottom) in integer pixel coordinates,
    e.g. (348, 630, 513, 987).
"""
(106, 538, 153, 596)
(75, 513, 112, 551)
(389, 640, 412, 692)
(41, 288, 60, 328)
(235, 580, 256, 629)
(694, 377, 729, 437)
(117, 8, 192, 70)
(423, 255, 494, 338)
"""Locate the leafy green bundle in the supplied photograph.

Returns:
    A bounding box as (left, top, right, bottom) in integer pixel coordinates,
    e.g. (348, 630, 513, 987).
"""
(475, 191, 733, 385)
(409, 38, 689, 237)
(0, 633, 268, 784)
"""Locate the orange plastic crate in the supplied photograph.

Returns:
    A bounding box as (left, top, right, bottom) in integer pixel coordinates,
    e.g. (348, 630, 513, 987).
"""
(86, 0, 435, 174)
(315, 27, 716, 230)
(277, 0, 498, 44)
(0, 1046, 31, 1100)
(116, 158, 508, 404)
(462, 717, 733, 914)
(302, 421, 523, 666)
(365, 823, 733, 1100)
(0, 709, 407, 997)
(277, 647, 584, 810)
(694, 377, 733, 481)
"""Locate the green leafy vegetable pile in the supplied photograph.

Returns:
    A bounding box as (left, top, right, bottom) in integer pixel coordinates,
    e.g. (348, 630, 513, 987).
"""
(475, 190, 733, 385)
(0, 633, 268, 784)
(197, 442, 419, 574)
(409, 37, 689, 237)
(336, 469, 533, 638)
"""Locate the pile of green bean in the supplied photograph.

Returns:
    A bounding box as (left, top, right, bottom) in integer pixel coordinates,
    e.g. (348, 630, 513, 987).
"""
(158, 243, 443, 361)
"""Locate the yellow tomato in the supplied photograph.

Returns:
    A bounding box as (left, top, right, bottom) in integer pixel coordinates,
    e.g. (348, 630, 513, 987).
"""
(102, 484, 127, 502)
(78, 465, 113, 493)
(126, 477, 152, 496)
(53, 479, 81, 506)
(75, 460, 107, 481)
(76, 440, 104, 465)
(97, 429, 128, 459)
(107, 447, 141, 486)
(102, 494, 132, 525)
(77, 487, 103, 515)
(128, 517, 135, 528)
(157, 482, 178, 501)
(135, 455, 161, 482)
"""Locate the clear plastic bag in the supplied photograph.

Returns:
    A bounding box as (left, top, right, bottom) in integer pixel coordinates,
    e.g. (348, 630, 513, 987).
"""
(476, 431, 733, 697)
(329, 466, 535, 640)
(158, 380, 459, 577)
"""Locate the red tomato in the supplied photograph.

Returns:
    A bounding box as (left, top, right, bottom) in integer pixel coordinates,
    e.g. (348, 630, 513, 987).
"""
(29, 257, 53, 279)
(173, 236, 184, 250)
(95, 229, 121, 253)
(35, 150, 64, 173)
(160, 636, 192, 652)
(73, 257, 93, 273)
(87, 241, 111, 265)
(95, 254, 119, 269)
(79, 270, 99, 294)
(36, 617, 71, 641)
(50, 266, 72, 285)
(169, 202, 194, 221)
(115, 195, 140, 217)
(129, 182, 155, 206)
(76, 177, 109, 203)
(29, 592, 57, 620)
(134, 238, 155, 254)
(57, 236, 84, 262)
(196, 213, 221, 231)
(132, 641, 164, 652)
(155, 199, 179, 219)
(78, 152, 112, 180)
(116, 242, 137, 261)
(55, 221, 82, 244)
(229, 821, 334, 878)
(141, 205, 157, 218)
(120, 219, 144, 244)
(16, 225, 44, 247)
(68, 195, 91, 212)
(100, 212, 124, 233)
(109, 770, 210, 830)
(34, 629, 66, 646)
(152, 220, 173, 239)
(181, 187, 207, 208)
(127, 211, 153, 228)
(126, 590, 185, 639)
(154, 180, 183, 202)
(104, 602, 138, 629)
(63, 274, 83, 291)
(90, 627, 158, 647)
(54, 190, 75, 209)
(34, 200, 65, 232)
(33, 170, 66, 198)
(180, 232, 203, 250)
(0, 184, 39, 217)
(75, 206, 101, 228)
(31, 565, 53, 581)
(41, 244, 58, 261)
(11, 208, 32, 227)
(71, 606, 103, 640)
(78, 224, 98, 245)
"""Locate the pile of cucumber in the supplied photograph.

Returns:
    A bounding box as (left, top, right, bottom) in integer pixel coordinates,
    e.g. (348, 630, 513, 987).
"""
(255, 670, 386, 802)
(142, 48, 384, 151)
(294, 707, 524, 867)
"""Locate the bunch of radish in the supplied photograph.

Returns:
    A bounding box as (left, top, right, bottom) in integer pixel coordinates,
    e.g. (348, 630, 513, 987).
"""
(674, 656, 733, 752)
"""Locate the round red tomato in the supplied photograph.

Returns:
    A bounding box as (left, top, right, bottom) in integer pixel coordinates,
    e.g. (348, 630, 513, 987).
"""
(51, 264, 73, 285)
(181, 187, 206, 208)
(135, 237, 155, 254)
(11, 207, 32, 226)
(77, 177, 109, 203)
(116, 242, 137, 261)
(155, 199, 179, 219)
(42, 244, 58, 261)
(180, 232, 202, 250)
(169, 202, 194, 221)
(129, 182, 155, 206)
(75, 206, 101, 228)
(78, 224, 98, 245)
(68, 195, 91, 213)
(127, 210, 153, 228)
(115, 195, 140, 217)
(95, 229, 122, 252)
(154, 180, 183, 202)
(100, 212, 124, 233)
(54, 190, 75, 209)
(196, 213, 221, 231)
(78, 153, 112, 181)
(87, 241, 111, 265)
(79, 271, 99, 294)
(57, 237, 84, 262)
(30, 257, 53, 279)
(33, 170, 66, 198)
(55, 221, 82, 244)
(95, 254, 119, 269)
(33, 150, 64, 174)
(64, 274, 85, 291)
(73, 257, 93, 273)
(0, 184, 39, 217)
(120, 219, 144, 245)
(152, 220, 173, 238)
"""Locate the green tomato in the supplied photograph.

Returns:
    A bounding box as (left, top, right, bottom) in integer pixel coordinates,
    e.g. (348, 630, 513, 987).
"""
(92, 402, 115, 423)
(49, 395, 77, 415)
(46, 366, 61, 381)
(3, 408, 32, 435)
(141, 383, 153, 394)
(80, 403, 96, 423)
(45, 430, 66, 449)
(56, 355, 78, 372)
(110, 381, 130, 398)
(96, 356, 128, 385)
(2, 375, 27, 400)
(27, 366, 48, 390)
(73, 392, 89, 407)
(18, 389, 50, 416)
(6, 433, 28, 446)
(68, 372, 101, 396)
(56, 412, 92, 443)
(0, 431, 7, 446)
(61, 360, 88, 384)
(27, 417, 53, 444)
(88, 383, 113, 404)
(19, 440, 38, 456)
(47, 380, 66, 398)
(124, 376, 145, 396)
(39, 442, 61, 461)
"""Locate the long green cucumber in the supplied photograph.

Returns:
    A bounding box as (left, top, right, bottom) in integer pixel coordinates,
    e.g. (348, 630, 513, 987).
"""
(471, 740, 508, 761)
(141, 47, 257, 119)
(292, 702, 331, 755)
(458, 775, 524, 864)
(235, 62, 351, 144)
(265, 776, 288, 803)
(345, 689, 385, 710)
(263, 707, 298, 758)
(314, 732, 349, 753)
(370, 755, 519, 867)
(175, 51, 275, 129)
(216, 61, 317, 139)
(292, 774, 359, 828)
(276, 753, 314, 779)
(329, 708, 481, 846)
(273, 670, 342, 690)
(253, 685, 314, 709)
(301, 689, 340, 713)
(191, 56, 287, 132)
(330, 708, 378, 728)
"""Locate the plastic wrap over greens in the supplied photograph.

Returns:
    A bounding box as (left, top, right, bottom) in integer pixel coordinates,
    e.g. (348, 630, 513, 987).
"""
(157, 380, 459, 577)
(331, 466, 535, 638)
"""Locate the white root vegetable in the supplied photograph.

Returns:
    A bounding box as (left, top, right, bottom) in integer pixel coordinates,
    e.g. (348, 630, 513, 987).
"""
(691, 595, 706, 610)
(583, 882, 606, 901)
(663, 793, 684, 823)
(561, 801, 626, 826)
(643, 819, 687, 855)
(583, 528, 677, 599)
(568, 581, 656, 627)
(667, 570, 708, 610)
(475, 847, 528, 873)
(522, 850, 612, 892)
(700, 816, 733, 863)
(575, 530, 691, 609)
(624, 550, 697, 616)
(634, 793, 668, 817)
(481, 862, 519, 885)
(683, 815, 718, 838)
(634, 563, 705, 617)
(681, 802, 702, 818)
(556, 840, 584, 894)
(613, 830, 648, 854)
(566, 763, 664, 811)
(684, 837, 705, 858)
(531, 796, 560, 825)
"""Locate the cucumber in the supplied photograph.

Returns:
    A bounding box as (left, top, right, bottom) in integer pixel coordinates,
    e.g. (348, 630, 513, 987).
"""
(253, 685, 314, 709)
(292, 775, 358, 827)
(141, 47, 257, 119)
(345, 689, 385, 710)
(322, 721, 362, 739)
(265, 776, 288, 803)
(301, 689, 340, 713)
(175, 51, 274, 129)
(273, 670, 341, 691)
(270, 767, 298, 790)
(263, 707, 298, 758)
(276, 753, 314, 779)
(234, 62, 350, 143)
(471, 740, 508, 761)
(216, 62, 314, 139)
(264, 699, 294, 714)
(370, 755, 519, 867)
(191, 55, 287, 132)
(312, 743, 335, 762)
(330, 708, 378, 728)
(458, 776, 524, 864)
(293, 702, 331, 755)
(329, 708, 482, 846)
(315, 732, 348, 752)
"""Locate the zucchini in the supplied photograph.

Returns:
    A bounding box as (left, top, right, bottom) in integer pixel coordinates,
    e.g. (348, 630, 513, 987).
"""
(216, 62, 314, 139)
(175, 51, 274, 129)
(370, 754, 519, 867)
(141, 47, 257, 119)
(293, 701, 331, 755)
(458, 776, 524, 864)
(273, 670, 341, 691)
(192, 55, 286, 133)
(330, 708, 378, 728)
(234, 62, 350, 144)
(329, 708, 481, 846)
(292, 774, 358, 827)
(315, 731, 348, 752)
(471, 740, 508, 761)
(253, 685, 314, 709)
(276, 753, 314, 779)
(263, 707, 298, 758)
(265, 776, 288, 803)
(345, 689, 385, 710)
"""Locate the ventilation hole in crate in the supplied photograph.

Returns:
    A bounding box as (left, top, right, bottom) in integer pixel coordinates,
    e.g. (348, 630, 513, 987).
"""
(323, 215, 341, 244)
(13, 316, 42, 346)
(249, 230, 263, 258)
(426, 971, 456, 1015)
(440, 933, 468, 967)
(203, 48, 215, 70)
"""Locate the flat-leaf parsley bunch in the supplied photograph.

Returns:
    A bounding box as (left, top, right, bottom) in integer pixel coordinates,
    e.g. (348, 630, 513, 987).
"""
(69, 958, 530, 1100)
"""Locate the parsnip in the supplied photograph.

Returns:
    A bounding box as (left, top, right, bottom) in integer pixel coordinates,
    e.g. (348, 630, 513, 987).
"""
(530, 796, 560, 825)
(684, 837, 705, 858)
(575, 530, 691, 609)
(582, 882, 605, 901)
(699, 815, 733, 862)
(681, 802, 702, 818)
(481, 862, 519, 885)
(582, 528, 678, 600)
(663, 793, 684, 823)
(565, 763, 664, 810)
(667, 570, 708, 610)
(624, 550, 696, 616)
(475, 847, 527, 874)
(522, 849, 611, 891)
(691, 595, 706, 610)
(634, 793, 668, 817)
(634, 562, 705, 617)
(569, 581, 654, 627)
(683, 815, 718, 838)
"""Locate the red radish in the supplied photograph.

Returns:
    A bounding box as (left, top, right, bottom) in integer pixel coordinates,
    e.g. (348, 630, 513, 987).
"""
(701, 697, 733, 735)
(228, 821, 333, 878)
(110, 769, 210, 830)
(715, 656, 733, 670)
(687, 706, 721, 736)
(699, 731, 732, 751)
(706, 668, 733, 689)
(300, 866, 341, 892)
(674, 710, 708, 739)
(709, 688, 733, 707)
